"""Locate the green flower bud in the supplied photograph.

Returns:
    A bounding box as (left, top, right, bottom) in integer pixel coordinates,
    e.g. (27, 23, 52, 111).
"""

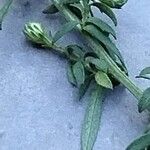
(23, 22, 51, 46)
(100, 0, 128, 9)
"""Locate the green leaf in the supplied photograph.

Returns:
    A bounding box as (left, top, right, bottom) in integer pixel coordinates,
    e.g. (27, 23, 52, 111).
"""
(100, 0, 128, 9)
(79, 76, 92, 100)
(67, 64, 77, 86)
(42, 4, 59, 14)
(60, 0, 80, 4)
(81, 85, 104, 150)
(66, 45, 85, 60)
(85, 56, 108, 73)
(53, 21, 79, 42)
(67, 3, 83, 19)
(83, 24, 124, 64)
(138, 88, 150, 113)
(126, 133, 150, 150)
(0, 0, 13, 30)
(95, 71, 113, 89)
(91, 2, 117, 26)
(86, 17, 116, 39)
(73, 61, 85, 87)
(137, 67, 150, 80)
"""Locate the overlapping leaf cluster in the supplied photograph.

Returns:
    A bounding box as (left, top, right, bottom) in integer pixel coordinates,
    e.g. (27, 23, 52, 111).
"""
(1, 0, 150, 149)
(27, 0, 132, 149)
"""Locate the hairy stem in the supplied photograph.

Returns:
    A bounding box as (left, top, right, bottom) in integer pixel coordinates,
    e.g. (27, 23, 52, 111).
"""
(52, 0, 143, 100)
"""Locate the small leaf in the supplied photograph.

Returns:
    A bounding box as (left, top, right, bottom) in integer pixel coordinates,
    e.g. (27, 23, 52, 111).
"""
(126, 133, 150, 150)
(67, 64, 77, 86)
(138, 88, 150, 113)
(100, 0, 128, 9)
(67, 3, 83, 19)
(91, 2, 117, 26)
(81, 85, 105, 150)
(53, 21, 79, 42)
(73, 61, 85, 87)
(66, 45, 85, 59)
(43, 4, 58, 14)
(95, 71, 113, 89)
(60, 0, 80, 4)
(0, 0, 13, 30)
(136, 67, 150, 80)
(85, 56, 108, 72)
(86, 17, 116, 39)
(79, 76, 92, 100)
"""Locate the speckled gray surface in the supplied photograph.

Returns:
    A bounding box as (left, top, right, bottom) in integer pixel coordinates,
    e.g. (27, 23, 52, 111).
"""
(0, 0, 150, 150)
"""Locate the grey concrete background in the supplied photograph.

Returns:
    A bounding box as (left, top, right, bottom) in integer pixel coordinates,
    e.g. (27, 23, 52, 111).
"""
(0, 0, 150, 150)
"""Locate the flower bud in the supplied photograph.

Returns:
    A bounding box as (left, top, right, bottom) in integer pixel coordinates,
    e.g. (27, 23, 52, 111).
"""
(23, 22, 50, 45)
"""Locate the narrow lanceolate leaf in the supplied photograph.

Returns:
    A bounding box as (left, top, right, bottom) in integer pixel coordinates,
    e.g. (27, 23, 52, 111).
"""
(0, 0, 13, 30)
(138, 88, 150, 113)
(60, 0, 80, 4)
(53, 21, 79, 42)
(126, 133, 150, 150)
(42, 4, 58, 14)
(81, 85, 104, 150)
(67, 64, 77, 86)
(84, 25, 124, 64)
(91, 2, 117, 26)
(73, 61, 85, 87)
(136, 67, 150, 80)
(86, 17, 116, 39)
(79, 76, 92, 100)
(100, 0, 128, 9)
(95, 71, 113, 89)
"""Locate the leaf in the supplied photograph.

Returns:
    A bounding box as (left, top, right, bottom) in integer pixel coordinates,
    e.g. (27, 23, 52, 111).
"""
(138, 88, 150, 113)
(79, 76, 92, 100)
(136, 67, 150, 80)
(73, 61, 85, 87)
(100, 0, 128, 9)
(126, 133, 150, 150)
(83, 24, 124, 64)
(67, 3, 83, 19)
(53, 21, 79, 42)
(85, 56, 108, 73)
(60, 0, 80, 4)
(0, 0, 13, 30)
(91, 2, 117, 26)
(95, 71, 113, 89)
(81, 85, 104, 150)
(42, 4, 59, 14)
(67, 64, 77, 86)
(86, 17, 116, 39)
(66, 45, 85, 60)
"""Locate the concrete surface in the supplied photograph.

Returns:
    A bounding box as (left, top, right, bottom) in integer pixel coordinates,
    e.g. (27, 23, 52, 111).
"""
(0, 0, 150, 150)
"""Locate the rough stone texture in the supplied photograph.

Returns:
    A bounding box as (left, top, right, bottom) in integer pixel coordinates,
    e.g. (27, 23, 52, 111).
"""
(0, 0, 150, 150)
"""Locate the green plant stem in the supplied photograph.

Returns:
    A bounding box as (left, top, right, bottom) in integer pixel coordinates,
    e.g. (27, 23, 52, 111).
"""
(52, 0, 143, 100)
